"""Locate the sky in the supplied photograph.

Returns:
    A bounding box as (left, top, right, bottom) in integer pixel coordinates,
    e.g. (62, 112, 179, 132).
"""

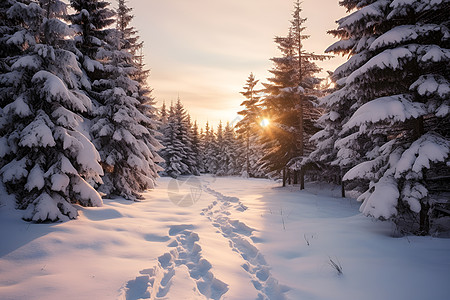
(128, 0, 349, 128)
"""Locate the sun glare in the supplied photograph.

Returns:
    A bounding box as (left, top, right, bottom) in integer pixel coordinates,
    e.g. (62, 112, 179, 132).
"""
(260, 118, 270, 127)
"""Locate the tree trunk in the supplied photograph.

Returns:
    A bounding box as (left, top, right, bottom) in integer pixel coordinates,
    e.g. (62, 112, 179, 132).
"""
(282, 167, 286, 187)
(340, 168, 345, 198)
(300, 169, 305, 190)
(293, 170, 298, 185)
(419, 200, 430, 235)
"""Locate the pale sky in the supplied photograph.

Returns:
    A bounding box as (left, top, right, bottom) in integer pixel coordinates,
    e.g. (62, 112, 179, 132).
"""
(128, 0, 348, 128)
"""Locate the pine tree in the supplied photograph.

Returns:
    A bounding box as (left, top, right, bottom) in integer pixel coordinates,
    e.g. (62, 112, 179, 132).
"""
(191, 120, 204, 174)
(174, 99, 198, 176)
(214, 121, 226, 175)
(0, 0, 103, 221)
(70, 0, 163, 200)
(217, 122, 238, 176)
(202, 121, 218, 174)
(260, 1, 325, 186)
(159, 102, 189, 178)
(325, 0, 449, 234)
(235, 73, 262, 177)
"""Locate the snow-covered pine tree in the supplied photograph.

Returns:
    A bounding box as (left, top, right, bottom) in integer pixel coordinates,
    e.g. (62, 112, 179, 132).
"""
(191, 120, 204, 174)
(260, 1, 325, 186)
(326, 0, 449, 234)
(0, 0, 103, 221)
(213, 121, 226, 175)
(159, 102, 189, 178)
(202, 121, 218, 174)
(173, 99, 198, 176)
(159, 101, 168, 125)
(71, 0, 162, 199)
(90, 33, 162, 199)
(115, 0, 163, 195)
(216, 122, 238, 176)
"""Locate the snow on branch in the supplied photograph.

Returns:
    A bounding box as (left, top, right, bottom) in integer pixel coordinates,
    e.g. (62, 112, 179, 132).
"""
(395, 133, 450, 178)
(346, 47, 413, 84)
(337, 0, 388, 30)
(358, 173, 399, 219)
(343, 94, 426, 129)
(410, 74, 450, 98)
(369, 25, 441, 51)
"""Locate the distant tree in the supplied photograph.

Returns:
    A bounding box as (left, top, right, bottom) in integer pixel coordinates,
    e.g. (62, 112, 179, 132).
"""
(216, 122, 238, 176)
(202, 121, 218, 174)
(191, 120, 204, 173)
(324, 0, 449, 234)
(158, 99, 199, 177)
(159, 103, 188, 178)
(235, 73, 262, 177)
(0, 0, 103, 221)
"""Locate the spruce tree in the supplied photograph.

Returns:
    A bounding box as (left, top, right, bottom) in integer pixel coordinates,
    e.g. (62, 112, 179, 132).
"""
(217, 122, 238, 176)
(260, 1, 325, 186)
(159, 103, 189, 178)
(0, 0, 103, 221)
(191, 120, 204, 174)
(71, 0, 162, 200)
(202, 121, 218, 174)
(235, 73, 262, 177)
(325, 0, 449, 234)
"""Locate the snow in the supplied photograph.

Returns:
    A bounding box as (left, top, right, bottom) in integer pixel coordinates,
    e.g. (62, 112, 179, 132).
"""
(4, 95, 32, 118)
(50, 173, 70, 192)
(410, 75, 450, 98)
(338, 0, 388, 30)
(420, 45, 450, 63)
(358, 173, 400, 219)
(346, 47, 413, 84)
(32, 71, 89, 112)
(395, 133, 450, 177)
(19, 111, 56, 148)
(0, 158, 28, 183)
(1, 176, 450, 300)
(343, 94, 427, 129)
(11, 55, 41, 70)
(370, 25, 418, 50)
(25, 165, 45, 192)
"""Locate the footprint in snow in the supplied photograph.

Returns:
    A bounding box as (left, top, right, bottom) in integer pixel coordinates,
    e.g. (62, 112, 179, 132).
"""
(120, 224, 228, 300)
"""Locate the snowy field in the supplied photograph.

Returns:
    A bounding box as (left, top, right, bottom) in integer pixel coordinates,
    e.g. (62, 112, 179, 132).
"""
(1, 175, 449, 300)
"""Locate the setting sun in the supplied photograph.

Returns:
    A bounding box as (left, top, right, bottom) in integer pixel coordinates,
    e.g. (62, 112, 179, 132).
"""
(260, 118, 270, 127)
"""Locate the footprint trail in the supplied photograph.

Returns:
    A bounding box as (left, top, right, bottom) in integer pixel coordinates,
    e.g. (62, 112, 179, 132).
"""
(121, 224, 228, 300)
(202, 183, 289, 300)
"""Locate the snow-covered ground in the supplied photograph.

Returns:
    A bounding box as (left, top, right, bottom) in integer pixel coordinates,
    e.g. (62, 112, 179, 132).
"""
(1, 176, 449, 300)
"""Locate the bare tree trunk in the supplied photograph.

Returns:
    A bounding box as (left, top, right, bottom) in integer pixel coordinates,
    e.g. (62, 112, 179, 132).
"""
(282, 167, 286, 187)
